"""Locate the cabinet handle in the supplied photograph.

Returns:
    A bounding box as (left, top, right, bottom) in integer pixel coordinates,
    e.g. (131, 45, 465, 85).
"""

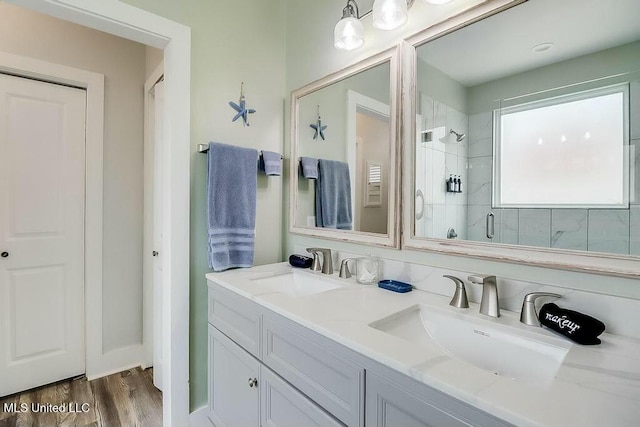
(1, 252, 8, 258)
(152, 251, 159, 257)
(248, 378, 258, 388)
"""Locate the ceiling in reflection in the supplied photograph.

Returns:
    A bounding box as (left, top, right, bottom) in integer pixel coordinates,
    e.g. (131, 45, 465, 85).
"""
(418, 0, 640, 86)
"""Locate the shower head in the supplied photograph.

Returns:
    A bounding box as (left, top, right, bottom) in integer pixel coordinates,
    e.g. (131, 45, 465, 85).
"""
(450, 129, 466, 142)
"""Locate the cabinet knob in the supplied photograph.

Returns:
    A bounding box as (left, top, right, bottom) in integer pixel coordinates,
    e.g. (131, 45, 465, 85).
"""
(152, 251, 159, 257)
(1, 252, 8, 258)
(248, 378, 258, 388)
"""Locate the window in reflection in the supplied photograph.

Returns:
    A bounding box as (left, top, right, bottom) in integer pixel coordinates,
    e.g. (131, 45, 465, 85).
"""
(494, 84, 628, 208)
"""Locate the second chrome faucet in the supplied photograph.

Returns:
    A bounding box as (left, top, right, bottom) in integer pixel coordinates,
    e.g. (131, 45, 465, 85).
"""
(443, 274, 500, 317)
(468, 274, 500, 318)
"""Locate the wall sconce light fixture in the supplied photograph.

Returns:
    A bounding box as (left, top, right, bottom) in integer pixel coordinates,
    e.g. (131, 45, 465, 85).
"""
(373, 0, 411, 31)
(335, 0, 454, 51)
(334, 0, 365, 51)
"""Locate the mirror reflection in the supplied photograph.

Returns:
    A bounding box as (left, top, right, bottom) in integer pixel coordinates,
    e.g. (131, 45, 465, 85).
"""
(295, 61, 391, 234)
(413, 0, 640, 256)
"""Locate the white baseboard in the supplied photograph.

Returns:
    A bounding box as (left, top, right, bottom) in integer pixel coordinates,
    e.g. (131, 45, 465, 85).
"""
(86, 343, 143, 381)
(190, 406, 213, 427)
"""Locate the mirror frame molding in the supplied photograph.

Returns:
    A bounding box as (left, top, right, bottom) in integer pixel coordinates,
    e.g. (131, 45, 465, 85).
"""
(401, 0, 640, 279)
(289, 45, 402, 248)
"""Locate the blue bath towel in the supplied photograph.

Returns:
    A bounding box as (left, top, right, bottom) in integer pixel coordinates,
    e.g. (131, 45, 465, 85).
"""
(259, 151, 282, 176)
(300, 156, 318, 179)
(315, 159, 352, 230)
(207, 142, 258, 271)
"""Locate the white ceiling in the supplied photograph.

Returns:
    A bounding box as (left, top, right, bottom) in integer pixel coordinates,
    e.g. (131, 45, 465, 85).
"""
(418, 0, 640, 87)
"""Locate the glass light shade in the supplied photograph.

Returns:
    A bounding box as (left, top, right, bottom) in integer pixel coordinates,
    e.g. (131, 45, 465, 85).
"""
(334, 16, 364, 51)
(373, 0, 408, 31)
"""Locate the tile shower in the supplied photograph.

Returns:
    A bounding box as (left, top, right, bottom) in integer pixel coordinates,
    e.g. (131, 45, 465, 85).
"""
(415, 94, 469, 240)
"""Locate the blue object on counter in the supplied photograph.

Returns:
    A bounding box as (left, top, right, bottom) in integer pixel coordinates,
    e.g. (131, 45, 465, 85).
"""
(378, 280, 413, 293)
(289, 254, 313, 268)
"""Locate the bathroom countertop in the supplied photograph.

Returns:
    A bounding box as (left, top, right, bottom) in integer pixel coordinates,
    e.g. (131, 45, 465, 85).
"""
(206, 263, 640, 427)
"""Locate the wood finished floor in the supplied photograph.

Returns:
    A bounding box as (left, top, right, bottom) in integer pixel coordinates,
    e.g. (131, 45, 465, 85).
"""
(0, 368, 162, 427)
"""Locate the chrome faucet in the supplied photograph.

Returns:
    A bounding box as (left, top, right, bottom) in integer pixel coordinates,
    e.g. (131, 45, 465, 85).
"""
(520, 292, 561, 326)
(306, 248, 333, 274)
(339, 258, 355, 279)
(468, 274, 500, 317)
(443, 275, 469, 308)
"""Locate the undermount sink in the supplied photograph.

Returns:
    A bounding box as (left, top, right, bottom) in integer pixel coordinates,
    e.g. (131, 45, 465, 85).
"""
(250, 270, 344, 297)
(369, 304, 571, 383)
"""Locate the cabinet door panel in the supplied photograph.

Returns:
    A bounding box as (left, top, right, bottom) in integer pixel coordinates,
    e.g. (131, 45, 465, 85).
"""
(208, 325, 260, 427)
(366, 373, 471, 427)
(261, 366, 345, 427)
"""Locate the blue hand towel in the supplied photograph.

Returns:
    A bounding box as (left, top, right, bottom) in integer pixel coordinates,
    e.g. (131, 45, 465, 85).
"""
(315, 159, 352, 230)
(207, 142, 258, 271)
(259, 151, 282, 176)
(300, 156, 318, 179)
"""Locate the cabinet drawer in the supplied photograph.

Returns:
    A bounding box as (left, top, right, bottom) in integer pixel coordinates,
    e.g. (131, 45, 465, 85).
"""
(208, 282, 261, 357)
(262, 315, 364, 427)
(261, 366, 345, 427)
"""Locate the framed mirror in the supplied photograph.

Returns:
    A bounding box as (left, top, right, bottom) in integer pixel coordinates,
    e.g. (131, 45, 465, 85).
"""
(290, 46, 401, 248)
(402, 0, 640, 277)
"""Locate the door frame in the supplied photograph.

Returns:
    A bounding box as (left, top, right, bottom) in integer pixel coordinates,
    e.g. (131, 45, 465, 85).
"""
(6, 1, 192, 426)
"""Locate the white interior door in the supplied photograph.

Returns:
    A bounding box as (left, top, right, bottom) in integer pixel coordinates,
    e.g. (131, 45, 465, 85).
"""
(152, 79, 164, 391)
(0, 73, 86, 397)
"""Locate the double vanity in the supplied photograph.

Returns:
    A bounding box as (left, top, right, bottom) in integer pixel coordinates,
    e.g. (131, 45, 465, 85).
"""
(206, 262, 640, 427)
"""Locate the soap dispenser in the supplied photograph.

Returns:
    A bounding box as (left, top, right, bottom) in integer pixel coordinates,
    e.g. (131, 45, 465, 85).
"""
(356, 254, 379, 285)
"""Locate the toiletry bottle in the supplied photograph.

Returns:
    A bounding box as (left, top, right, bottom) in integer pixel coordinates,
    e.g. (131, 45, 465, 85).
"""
(446, 175, 453, 193)
(453, 176, 459, 192)
(356, 254, 379, 285)
(457, 175, 462, 193)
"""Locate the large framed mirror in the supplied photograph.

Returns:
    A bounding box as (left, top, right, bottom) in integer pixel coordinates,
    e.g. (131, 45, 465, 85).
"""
(402, 0, 640, 277)
(290, 46, 401, 247)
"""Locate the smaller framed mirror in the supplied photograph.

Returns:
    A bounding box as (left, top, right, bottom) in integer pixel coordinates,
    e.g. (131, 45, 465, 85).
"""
(290, 46, 401, 248)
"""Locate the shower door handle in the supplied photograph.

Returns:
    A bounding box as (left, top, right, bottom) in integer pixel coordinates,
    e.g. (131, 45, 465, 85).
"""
(415, 189, 424, 220)
(486, 212, 495, 240)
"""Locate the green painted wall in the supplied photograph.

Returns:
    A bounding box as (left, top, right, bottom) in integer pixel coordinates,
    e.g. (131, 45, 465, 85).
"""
(121, 0, 286, 410)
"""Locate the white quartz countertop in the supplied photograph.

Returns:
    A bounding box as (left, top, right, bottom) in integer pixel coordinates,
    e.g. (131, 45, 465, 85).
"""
(206, 263, 640, 427)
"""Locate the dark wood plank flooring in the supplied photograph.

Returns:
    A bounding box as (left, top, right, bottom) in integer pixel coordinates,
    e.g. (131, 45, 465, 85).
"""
(0, 368, 162, 427)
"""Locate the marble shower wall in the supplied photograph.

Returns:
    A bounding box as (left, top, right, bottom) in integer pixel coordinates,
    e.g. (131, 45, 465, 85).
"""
(466, 81, 640, 255)
(415, 94, 468, 240)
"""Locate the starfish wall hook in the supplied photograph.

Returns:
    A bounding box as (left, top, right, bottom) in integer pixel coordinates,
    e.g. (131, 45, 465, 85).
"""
(229, 82, 256, 126)
(309, 105, 327, 140)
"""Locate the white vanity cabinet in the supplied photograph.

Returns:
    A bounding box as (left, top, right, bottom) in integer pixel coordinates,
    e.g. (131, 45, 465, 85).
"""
(207, 283, 348, 427)
(208, 325, 343, 427)
(207, 279, 511, 427)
